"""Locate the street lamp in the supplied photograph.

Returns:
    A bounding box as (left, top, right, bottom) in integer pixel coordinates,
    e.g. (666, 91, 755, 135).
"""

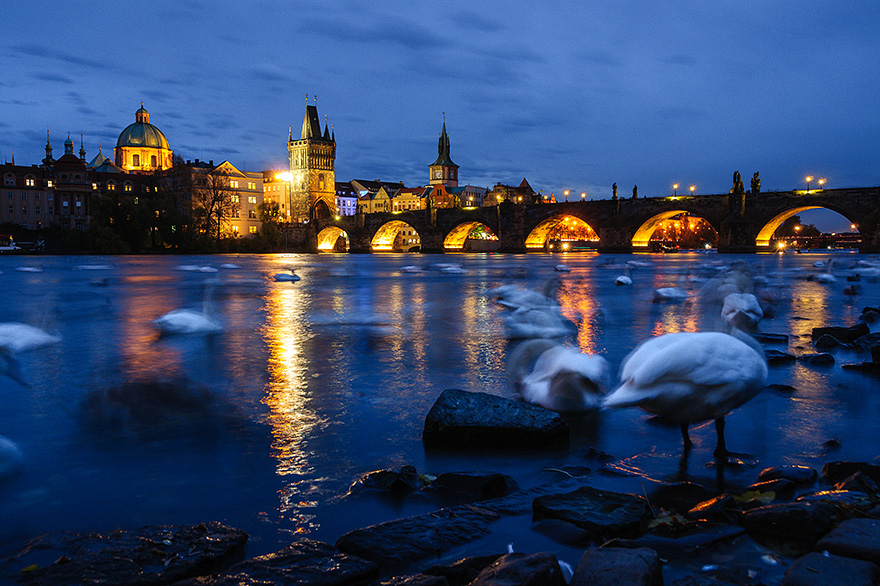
(689, 185, 696, 195)
(805, 176, 813, 192)
(580, 192, 586, 201)
(564, 190, 569, 201)
(673, 183, 679, 196)
(818, 178, 826, 189)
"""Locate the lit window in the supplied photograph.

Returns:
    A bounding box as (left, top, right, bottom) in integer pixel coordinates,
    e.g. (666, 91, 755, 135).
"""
(92, 183, 98, 190)
(132, 154, 140, 166)
(248, 196, 257, 204)
(249, 226, 257, 234)
(25, 178, 34, 187)
(232, 225, 239, 234)
(124, 184, 132, 192)
(47, 180, 53, 187)
(248, 209, 256, 219)
(248, 182, 256, 190)
(230, 195, 240, 203)
(231, 180, 239, 188)
(108, 182, 115, 191)
(134, 197, 139, 204)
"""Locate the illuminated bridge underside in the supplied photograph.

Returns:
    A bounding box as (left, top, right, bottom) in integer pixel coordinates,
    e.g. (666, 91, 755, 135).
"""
(755, 206, 823, 247)
(317, 227, 348, 251)
(444, 222, 497, 250)
(372, 220, 417, 251)
(632, 210, 697, 247)
(525, 216, 599, 249)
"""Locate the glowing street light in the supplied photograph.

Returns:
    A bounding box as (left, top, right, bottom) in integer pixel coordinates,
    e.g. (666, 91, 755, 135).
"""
(580, 192, 586, 201)
(689, 185, 696, 195)
(818, 178, 826, 189)
(564, 190, 569, 201)
(805, 176, 813, 192)
(673, 183, 679, 196)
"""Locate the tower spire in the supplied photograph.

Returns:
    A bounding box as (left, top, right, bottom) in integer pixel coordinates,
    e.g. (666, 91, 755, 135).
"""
(79, 132, 86, 161)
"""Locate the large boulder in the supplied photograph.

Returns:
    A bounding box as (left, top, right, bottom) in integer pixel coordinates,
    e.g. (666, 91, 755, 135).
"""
(344, 465, 422, 498)
(13, 522, 247, 586)
(532, 486, 652, 541)
(421, 472, 520, 503)
(742, 501, 838, 545)
(815, 518, 880, 564)
(570, 547, 662, 586)
(822, 461, 880, 486)
(422, 389, 569, 449)
(757, 465, 818, 486)
(812, 323, 869, 343)
(335, 504, 500, 573)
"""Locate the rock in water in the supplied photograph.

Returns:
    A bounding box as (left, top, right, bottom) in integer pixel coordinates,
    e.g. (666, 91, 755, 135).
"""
(422, 389, 569, 448)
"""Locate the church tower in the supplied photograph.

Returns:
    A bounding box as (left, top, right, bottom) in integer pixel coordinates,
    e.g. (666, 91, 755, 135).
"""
(287, 100, 336, 221)
(429, 116, 458, 188)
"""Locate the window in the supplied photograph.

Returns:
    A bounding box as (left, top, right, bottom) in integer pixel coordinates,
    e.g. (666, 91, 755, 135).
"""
(35, 206, 40, 214)
(248, 209, 256, 219)
(232, 226, 239, 234)
(319, 174, 325, 190)
(248, 196, 257, 204)
(151, 155, 157, 167)
(47, 180, 53, 187)
(132, 154, 140, 166)
(233, 210, 240, 218)
(124, 184, 132, 192)
(230, 180, 239, 188)
(62, 222, 69, 230)
(248, 182, 256, 190)
(7, 206, 12, 214)
(25, 178, 35, 187)
(230, 195, 239, 203)
(249, 226, 257, 234)
(21, 193, 27, 201)
(21, 222, 27, 229)
(92, 183, 98, 190)
(134, 197, 139, 204)
(21, 206, 27, 214)
(47, 194, 53, 202)
(107, 182, 115, 191)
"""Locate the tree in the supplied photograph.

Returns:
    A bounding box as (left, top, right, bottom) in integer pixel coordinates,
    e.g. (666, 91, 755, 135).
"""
(192, 167, 239, 247)
(154, 155, 197, 251)
(777, 215, 820, 238)
(256, 199, 283, 249)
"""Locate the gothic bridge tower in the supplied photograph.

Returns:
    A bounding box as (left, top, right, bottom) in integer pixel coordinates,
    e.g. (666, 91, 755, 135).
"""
(288, 101, 336, 221)
(429, 116, 458, 188)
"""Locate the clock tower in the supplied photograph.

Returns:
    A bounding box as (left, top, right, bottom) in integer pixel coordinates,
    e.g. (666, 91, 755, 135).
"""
(429, 116, 458, 188)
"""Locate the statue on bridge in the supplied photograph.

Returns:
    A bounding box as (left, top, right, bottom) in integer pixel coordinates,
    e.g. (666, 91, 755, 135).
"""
(612, 183, 618, 200)
(730, 171, 745, 196)
(632, 185, 638, 199)
(751, 171, 761, 194)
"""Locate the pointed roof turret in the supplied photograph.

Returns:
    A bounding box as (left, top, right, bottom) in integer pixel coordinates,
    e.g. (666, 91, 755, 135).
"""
(64, 134, 74, 156)
(431, 116, 458, 168)
(301, 105, 322, 140)
(43, 128, 54, 166)
(79, 133, 86, 161)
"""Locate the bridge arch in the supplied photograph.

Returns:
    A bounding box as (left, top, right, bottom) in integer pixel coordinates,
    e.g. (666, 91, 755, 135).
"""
(755, 205, 855, 247)
(443, 221, 499, 251)
(371, 220, 421, 252)
(631, 210, 718, 248)
(524, 215, 599, 250)
(316, 226, 349, 252)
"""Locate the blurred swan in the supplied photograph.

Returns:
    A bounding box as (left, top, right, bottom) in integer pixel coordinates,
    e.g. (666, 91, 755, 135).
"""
(438, 263, 467, 274)
(615, 266, 632, 286)
(273, 268, 300, 282)
(812, 259, 836, 284)
(503, 306, 574, 339)
(652, 283, 688, 301)
(603, 331, 767, 458)
(490, 278, 560, 311)
(152, 283, 222, 335)
(400, 265, 424, 273)
(0, 323, 61, 386)
(555, 264, 571, 272)
(0, 436, 24, 480)
(513, 342, 609, 412)
(721, 293, 763, 331)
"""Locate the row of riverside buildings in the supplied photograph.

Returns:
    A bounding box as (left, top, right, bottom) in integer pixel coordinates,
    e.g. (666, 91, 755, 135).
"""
(1, 102, 544, 244)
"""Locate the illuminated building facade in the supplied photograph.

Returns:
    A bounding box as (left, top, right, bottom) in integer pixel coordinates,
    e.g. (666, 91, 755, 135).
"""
(114, 105, 173, 173)
(287, 103, 336, 221)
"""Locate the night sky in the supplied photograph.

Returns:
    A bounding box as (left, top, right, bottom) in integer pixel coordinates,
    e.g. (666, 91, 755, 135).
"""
(3, 1, 878, 231)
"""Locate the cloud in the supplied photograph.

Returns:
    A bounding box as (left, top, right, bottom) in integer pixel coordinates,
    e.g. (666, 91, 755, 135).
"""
(35, 73, 74, 84)
(448, 10, 506, 33)
(299, 16, 449, 51)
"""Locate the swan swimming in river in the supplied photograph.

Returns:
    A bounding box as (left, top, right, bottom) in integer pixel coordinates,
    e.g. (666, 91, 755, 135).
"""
(603, 330, 767, 459)
(153, 283, 222, 335)
(0, 323, 61, 386)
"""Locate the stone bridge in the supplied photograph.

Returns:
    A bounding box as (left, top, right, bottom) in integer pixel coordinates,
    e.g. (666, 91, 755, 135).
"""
(310, 186, 880, 253)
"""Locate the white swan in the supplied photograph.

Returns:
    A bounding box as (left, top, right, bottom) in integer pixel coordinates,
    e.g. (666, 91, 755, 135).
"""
(721, 293, 763, 331)
(652, 284, 688, 301)
(517, 344, 609, 412)
(615, 267, 632, 286)
(153, 283, 222, 335)
(0, 323, 61, 386)
(503, 306, 574, 339)
(603, 331, 767, 458)
(490, 278, 560, 311)
(813, 259, 836, 284)
(273, 268, 300, 282)
(555, 264, 571, 272)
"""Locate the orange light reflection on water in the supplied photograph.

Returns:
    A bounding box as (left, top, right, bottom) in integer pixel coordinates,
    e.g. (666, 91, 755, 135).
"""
(557, 274, 600, 354)
(262, 283, 323, 534)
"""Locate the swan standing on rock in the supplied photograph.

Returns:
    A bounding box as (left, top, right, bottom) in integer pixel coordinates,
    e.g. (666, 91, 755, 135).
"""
(0, 323, 61, 386)
(602, 331, 767, 459)
(509, 339, 609, 412)
(721, 293, 763, 332)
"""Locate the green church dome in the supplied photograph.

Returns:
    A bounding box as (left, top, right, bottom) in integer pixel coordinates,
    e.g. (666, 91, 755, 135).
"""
(116, 106, 170, 150)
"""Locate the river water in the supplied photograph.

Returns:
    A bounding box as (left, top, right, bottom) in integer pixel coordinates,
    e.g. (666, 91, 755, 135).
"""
(0, 251, 878, 577)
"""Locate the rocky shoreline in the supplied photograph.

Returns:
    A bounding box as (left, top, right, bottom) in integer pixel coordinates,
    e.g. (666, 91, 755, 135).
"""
(5, 388, 880, 585)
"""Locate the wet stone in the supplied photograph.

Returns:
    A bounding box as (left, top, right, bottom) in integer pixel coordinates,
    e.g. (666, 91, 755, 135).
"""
(851, 332, 880, 350)
(797, 353, 835, 366)
(758, 465, 818, 486)
(816, 518, 880, 565)
(686, 494, 744, 523)
(766, 350, 797, 365)
(646, 481, 715, 514)
(746, 477, 795, 497)
(812, 322, 869, 343)
(175, 539, 379, 586)
(570, 547, 662, 586)
(670, 577, 740, 586)
(781, 551, 880, 586)
(469, 552, 567, 586)
(814, 334, 844, 350)
(13, 522, 248, 586)
(742, 501, 838, 545)
(834, 471, 880, 493)
(613, 524, 745, 560)
(532, 486, 651, 541)
(422, 389, 569, 449)
(378, 575, 450, 586)
(345, 464, 421, 497)
(822, 461, 880, 486)
(753, 332, 789, 344)
(766, 383, 797, 393)
(796, 490, 876, 515)
(334, 504, 500, 573)
(423, 554, 503, 585)
(420, 471, 519, 503)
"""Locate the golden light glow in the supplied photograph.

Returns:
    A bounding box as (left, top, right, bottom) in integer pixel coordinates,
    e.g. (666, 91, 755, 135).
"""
(524, 215, 599, 249)
(371, 220, 420, 251)
(275, 172, 293, 182)
(755, 206, 821, 247)
(317, 227, 348, 251)
(689, 185, 696, 194)
(805, 176, 813, 182)
(443, 221, 498, 250)
(818, 178, 826, 187)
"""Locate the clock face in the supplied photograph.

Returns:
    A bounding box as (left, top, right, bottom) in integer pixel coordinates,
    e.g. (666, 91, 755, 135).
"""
(435, 170, 441, 178)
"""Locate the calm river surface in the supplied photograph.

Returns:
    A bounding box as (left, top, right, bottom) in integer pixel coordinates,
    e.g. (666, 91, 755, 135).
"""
(1, 251, 879, 572)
